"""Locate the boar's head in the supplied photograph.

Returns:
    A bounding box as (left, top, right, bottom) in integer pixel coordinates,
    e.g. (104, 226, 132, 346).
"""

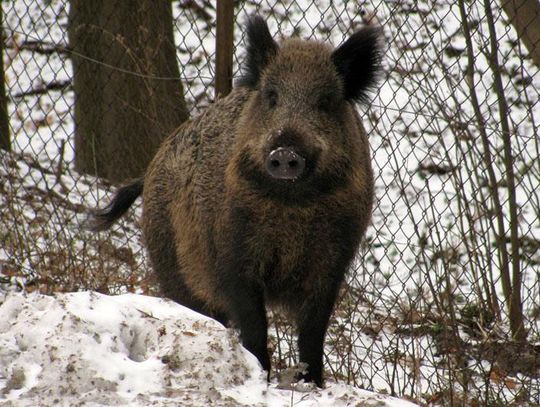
(231, 16, 383, 205)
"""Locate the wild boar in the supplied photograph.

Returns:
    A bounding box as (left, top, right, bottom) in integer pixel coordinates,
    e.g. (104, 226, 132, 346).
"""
(90, 15, 382, 387)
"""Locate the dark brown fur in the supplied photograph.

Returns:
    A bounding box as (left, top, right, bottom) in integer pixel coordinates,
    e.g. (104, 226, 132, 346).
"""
(90, 16, 382, 387)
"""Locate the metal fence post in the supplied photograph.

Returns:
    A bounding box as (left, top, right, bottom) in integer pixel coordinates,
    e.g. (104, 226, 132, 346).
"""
(0, 5, 10, 151)
(215, 0, 235, 100)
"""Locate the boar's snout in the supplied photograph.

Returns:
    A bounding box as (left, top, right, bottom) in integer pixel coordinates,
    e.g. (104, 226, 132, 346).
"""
(265, 147, 306, 180)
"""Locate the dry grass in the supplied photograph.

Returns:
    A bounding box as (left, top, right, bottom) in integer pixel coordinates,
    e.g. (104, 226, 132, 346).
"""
(0, 150, 156, 297)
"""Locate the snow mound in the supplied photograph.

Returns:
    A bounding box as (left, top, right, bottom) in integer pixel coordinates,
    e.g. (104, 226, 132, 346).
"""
(0, 292, 417, 406)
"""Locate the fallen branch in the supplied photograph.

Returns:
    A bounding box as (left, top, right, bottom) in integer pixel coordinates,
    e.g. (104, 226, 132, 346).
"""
(13, 80, 71, 98)
(13, 40, 69, 55)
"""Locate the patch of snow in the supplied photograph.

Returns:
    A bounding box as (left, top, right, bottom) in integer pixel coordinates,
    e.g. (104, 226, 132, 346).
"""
(0, 292, 418, 406)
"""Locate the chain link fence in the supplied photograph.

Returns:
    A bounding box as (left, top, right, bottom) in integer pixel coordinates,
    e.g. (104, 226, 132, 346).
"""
(1, 0, 539, 405)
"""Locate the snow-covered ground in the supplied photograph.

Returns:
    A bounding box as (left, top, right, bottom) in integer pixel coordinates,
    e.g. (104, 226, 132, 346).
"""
(0, 291, 418, 407)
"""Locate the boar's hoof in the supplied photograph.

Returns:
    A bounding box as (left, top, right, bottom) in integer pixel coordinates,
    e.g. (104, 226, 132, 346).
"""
(265, 147, 305, 180)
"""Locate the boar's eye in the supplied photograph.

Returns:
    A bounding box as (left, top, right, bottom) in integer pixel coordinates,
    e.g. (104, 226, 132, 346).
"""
(263, 88, 278, 108)
(317, 94, 334, 112)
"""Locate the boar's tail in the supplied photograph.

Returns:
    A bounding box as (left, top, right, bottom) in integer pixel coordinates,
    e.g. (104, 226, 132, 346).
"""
(86, 178, 143, 232)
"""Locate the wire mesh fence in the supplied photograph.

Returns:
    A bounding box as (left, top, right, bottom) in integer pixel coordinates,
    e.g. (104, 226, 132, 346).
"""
(1, 0, 539, 405)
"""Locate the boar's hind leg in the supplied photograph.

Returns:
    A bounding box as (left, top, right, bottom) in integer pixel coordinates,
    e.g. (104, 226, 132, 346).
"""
(145, 215, 228, 325)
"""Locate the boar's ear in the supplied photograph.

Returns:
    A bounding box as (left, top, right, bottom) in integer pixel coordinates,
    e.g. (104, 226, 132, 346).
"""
(236, 15, 279, 88)
(331, 26, 383, 103)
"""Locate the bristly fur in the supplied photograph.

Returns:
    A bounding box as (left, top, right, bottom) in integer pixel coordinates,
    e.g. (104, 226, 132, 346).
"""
(331, 25, 384, 104)
(86, 179, 143, 232)
(235, 15, 279, 88)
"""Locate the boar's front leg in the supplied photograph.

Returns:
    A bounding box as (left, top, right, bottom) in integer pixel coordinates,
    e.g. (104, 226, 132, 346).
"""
(218, 207, 271, 375)
(297, 271, 343, 388)
(223, 273, 270, 373)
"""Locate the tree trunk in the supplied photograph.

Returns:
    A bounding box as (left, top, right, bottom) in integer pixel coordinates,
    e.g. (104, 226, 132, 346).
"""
(501, 0, 540, 67)
(68, 0, 188, 183)
(0, 5, 10, 151)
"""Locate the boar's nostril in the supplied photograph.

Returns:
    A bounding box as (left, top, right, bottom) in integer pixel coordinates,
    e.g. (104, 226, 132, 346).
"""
(265, 147, 306, 180)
